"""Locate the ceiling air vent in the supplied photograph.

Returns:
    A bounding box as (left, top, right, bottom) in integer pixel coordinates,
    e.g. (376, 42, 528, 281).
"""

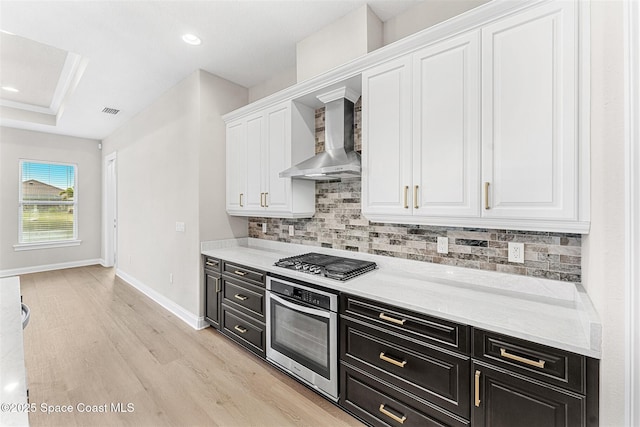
(101, 107, 120, 115)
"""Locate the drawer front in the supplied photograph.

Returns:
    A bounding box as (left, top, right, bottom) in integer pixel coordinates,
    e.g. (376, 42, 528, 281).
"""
(223, 261, 265, 286)
(342, 317, 470, 418)
(472, 329, 585, 393)
(203, 256, 221, 272)
(221, 305, 266, 358)
(341, 294, 469, 353)
(340, 364, 469, 427)
(222, 277, 265, 318)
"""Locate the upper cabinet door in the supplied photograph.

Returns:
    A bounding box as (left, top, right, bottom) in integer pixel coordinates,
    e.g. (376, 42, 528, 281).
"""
(264, 103, 291, 212)
(362, 56, 413, 217)
(226, 121, 247, 213)
(245, 113, 265, 211)
(412, 32, 480, 218)
(481, 1, 577, 220)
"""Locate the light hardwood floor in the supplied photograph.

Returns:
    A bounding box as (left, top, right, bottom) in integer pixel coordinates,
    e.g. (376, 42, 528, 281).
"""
(20, 266, 364, 427)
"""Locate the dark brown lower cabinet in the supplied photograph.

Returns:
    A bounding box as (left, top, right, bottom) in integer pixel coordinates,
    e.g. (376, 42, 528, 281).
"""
(204, 257, 221, 329)
(471, 361, 585, 427)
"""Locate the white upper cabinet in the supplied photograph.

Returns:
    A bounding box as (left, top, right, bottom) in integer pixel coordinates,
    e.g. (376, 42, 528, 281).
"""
(362, 0, 588, 233)
(225, 121, 247, 211)
(225, 101, 315, 218)
(361, 56, 413, 217)
(412, 32, 480, 218)
(481, 1, 578, 222)
(362, 32, 480, 221)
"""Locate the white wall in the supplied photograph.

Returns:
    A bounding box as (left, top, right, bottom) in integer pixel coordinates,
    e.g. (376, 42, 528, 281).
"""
(102, 70, 247, 319)
(582, 1, 627, 426)
(0, 127, 102, 275)
(382, 0, 490, 45)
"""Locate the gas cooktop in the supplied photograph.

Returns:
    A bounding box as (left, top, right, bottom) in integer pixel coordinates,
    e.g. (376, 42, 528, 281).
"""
(274, 252, 377, 281)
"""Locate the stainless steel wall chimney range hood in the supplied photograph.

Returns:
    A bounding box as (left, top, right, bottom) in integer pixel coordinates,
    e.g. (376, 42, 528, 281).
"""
(279, 87, 360, 181)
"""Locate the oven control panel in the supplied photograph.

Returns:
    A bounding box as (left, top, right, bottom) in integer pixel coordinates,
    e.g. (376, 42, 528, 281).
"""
(269, 279, 333, 311)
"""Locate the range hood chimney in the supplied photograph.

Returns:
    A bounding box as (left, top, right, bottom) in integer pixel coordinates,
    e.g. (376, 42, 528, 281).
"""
(279, 87, 360, 181)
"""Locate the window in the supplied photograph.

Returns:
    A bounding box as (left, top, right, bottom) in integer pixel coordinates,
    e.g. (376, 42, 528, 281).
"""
(18, 160, 78, 245)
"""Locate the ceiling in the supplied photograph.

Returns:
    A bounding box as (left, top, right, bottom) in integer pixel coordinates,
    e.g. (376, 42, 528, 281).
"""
(0, 0, 420, 141)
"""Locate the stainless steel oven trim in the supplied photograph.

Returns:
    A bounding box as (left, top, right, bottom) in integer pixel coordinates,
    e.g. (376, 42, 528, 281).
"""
(266, 276, 339, 401)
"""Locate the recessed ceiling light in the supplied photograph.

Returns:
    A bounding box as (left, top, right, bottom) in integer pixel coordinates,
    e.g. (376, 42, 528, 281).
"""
(1, 86, 19, 93)
(182, 33, 202, 46)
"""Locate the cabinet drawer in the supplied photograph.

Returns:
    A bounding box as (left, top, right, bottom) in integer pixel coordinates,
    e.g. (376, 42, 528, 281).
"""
(221, 304, 265, 358)
(472, 329, 585, 393)
(341, 294, 469, 353)
(223, 261, 265, 286)
(341, 364, 469, 427)
(342, 317, 470, 418)
(222, 277, 265, 319)
(203, 257, 221, 272)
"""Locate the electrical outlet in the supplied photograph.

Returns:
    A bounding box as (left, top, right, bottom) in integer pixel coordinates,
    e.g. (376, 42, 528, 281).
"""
(437, 237, 449, 254)
(175, 221, 185, 232)
(288, 225, 295, 236)
(262, 223, 267, 233)
(508, 242, 525, 263)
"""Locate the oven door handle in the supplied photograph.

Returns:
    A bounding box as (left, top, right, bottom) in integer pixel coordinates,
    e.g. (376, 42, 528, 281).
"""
(269, 293, 331, 319)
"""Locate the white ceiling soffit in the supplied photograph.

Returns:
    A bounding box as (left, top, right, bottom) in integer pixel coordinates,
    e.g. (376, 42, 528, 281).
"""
(0, 0, 420, 141)
(0, 32, 88, 127)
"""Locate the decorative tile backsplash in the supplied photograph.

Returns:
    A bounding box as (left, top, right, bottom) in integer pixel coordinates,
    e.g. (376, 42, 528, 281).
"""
(249, 105, 582, 283)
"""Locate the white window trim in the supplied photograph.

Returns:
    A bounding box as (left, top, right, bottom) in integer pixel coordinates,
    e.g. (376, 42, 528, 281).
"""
(13, 240, 82, 251)
(17, 159, 79, 247)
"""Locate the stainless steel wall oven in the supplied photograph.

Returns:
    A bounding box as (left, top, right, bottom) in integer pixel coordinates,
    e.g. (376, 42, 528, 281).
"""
(266, 276, 338, 401)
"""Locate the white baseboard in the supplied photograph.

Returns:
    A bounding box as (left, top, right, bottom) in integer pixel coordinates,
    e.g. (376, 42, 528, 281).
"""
(0, 258, 102, 278)
(115, 269, 207, 330)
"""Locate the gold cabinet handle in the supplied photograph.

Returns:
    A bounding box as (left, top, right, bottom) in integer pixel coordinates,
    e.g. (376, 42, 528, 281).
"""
(234, 294, 248, 301)
(234, 325, 247, 334)
(500, 348, 546, 368)
(379, 404, 407, 424)
(414, 185, 419, 209)
(379, 352, 407, 368)
(260, 192, 264, 207)
(214, 277, 220, 293)
(264, 192, 268, 208)
(403, 186, 409, 209)
(234, 270, 247, 276)
(475, 370, 481, 407)
(379, 312, 406, 325)
(239, 193, 244, 207)
(484, 182, 490, 210)
(205, 261, 217, 267)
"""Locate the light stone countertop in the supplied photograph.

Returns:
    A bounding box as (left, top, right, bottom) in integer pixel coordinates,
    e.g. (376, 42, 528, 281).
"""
(202, 238, 601, 359)
(0, 276, 29, 427)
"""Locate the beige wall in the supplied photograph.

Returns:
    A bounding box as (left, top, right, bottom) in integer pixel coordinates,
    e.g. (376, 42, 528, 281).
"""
(0, 127, 102, 275)
(383, 0, 490, 45)
(102, 70, 247, 317)
(296, 5, 382, 82)
(583, 1, 627, 425)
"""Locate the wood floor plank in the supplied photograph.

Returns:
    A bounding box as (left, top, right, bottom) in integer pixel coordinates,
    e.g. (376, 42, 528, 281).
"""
(20, 266, 364, 427)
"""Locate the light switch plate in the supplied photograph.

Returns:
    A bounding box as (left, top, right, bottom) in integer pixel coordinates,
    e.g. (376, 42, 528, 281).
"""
(175, 222, 185, 232)
(437, 237, 449, 254)
(508, 242, 525, 263)
(288, 225, 295, 236)
(262, 223, 267, 233)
